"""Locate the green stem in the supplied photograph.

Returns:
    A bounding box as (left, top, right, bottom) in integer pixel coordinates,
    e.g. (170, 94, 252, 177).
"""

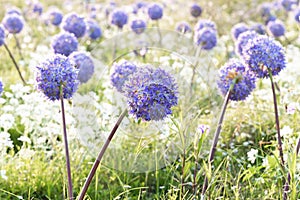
(78, 109, 127, 200)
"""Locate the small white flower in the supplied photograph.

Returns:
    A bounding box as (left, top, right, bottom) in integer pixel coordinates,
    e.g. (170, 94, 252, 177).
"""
(0, 170, 8, 180)
(18, 136, 31, 143)
(281, 126, 293, 138)
(247, 148, 258, 164)
(262, 157, 269, 168)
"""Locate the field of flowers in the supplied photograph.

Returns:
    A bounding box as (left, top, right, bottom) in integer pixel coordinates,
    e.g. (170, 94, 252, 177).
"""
(1, 0, 300, 199)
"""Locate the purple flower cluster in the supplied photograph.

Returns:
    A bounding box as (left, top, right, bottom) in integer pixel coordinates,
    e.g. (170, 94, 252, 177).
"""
(131, 19, 147, 34)
(110, 9, 128, 29)
(194, 19, 217, 32)
(33, 2, 43, 15)
(235, 31, 258, 56)
(123, 65, 178, 121)
(259, 3, 276, 24)
(242, 35, 286, 78)
(176, 21, 191, 33)
(86, 20, 102, 40)
(231, 23, 249, 40)
(51, 32, 78, 56)
(267, 20, 285, 37)
(2, 13, 24, 34)
(69, 52, 94, 84)
(62, 13, 86, 38)
(48, 9, 63, 26)
(0, 24, 5, 46)
(147, 3, 163, 20)
(36, 54, 79, 101)
(250, 23, 266, 35)
(280, 0, 297, 11)
(190, 3, 202, 18)
(194, 28, 217, 50)
(111, 60, 137, 92)
(217, 58, 256, 101)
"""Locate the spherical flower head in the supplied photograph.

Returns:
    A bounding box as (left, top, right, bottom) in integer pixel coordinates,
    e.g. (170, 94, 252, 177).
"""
(0, 80, 3, 96)
(2, 13, 24, 34)
(147, 3, 163, 20)
(48, 10, 63, 26)
(235, 31, 258, 56)
(131, 19, 147, 34)
(194, 19, 217, 32)
(51, 32, 78, 56)
(123, 65, 178, 121)
(242, 35, 286, 78)
(36, 54, 79, 101)
(62, 13, 86, 38)
(86, 20, 102, 40)
(190, 3, 202, 18)
(194, 27, 217, 50)
(295, 8, 300, 23)
(280, 0, 296, 11)
(217, 58, 256, 101)
(250, 23, 266, 35)
(69, 51, 94, 83)
(259, 3, 277, 24)
(267, 20, 285, 37)
(0, 25, 5, 46)
(176, 21, 191, 33)
(110, 9, 128, 29)
(231, 23, 249, 40)
(33, 2, 43, 15)
(111, 60, 137, 92)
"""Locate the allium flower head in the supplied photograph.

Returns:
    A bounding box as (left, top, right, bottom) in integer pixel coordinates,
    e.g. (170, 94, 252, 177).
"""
(194, 19, 217, 32)
(0, 80, 3, 95)
(217, 58, 256, 101)
(36, 54, 79, 101)
(280, 0, 297, 11)
(33, 2, 43, 15)
(259, 3, 277, 24)
(147, 3, 163, 20)
(295, 8, 300, 23)
(48, 9, 63, 26)
(267, 20, 285, 37)
(123, 65, 178, 121)
(62, 13, 86, 38)
(69, 51, 94, 83)
(2, 13, 24, 34)
(194, 27, 217, 50)
(235, 31, 258, 56)
(190, 3, 202, 18)
(231, 23, 249, 40)
(250, 23, 266, 35)
(110, 9, 128, 29)
(86, 20, 102, 40)
(51, 32, 78, 56)
(176, 21, 191, 33)
(0, 25, 5, 46)
(242, 35, 286, 78)
(131, 19, 147, 34)
(111, 60, 137, 92)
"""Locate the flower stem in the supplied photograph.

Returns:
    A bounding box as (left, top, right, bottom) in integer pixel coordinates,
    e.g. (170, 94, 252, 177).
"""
(60, 88, 73, 200)
(78, 109, 127, 200)
(13, 34, 24, 60)
(190, 46, 201, 90)
(156, 20, 162, 45)
(3, 43, 26, 85)
(268, 69, 285, 167)
(201, 80, 236, 197)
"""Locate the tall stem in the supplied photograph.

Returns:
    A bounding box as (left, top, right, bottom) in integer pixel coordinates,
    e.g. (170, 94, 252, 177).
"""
(3, 43, 26, 85)
(268, 69, 285, 167)
(13, 34, 24, 60)
(190, 47, 201, 90)
(78, 109, 127, 200)
(60, 88, 73, 200)
(156, 20, 162, 45)
(201, 80, 236, 197)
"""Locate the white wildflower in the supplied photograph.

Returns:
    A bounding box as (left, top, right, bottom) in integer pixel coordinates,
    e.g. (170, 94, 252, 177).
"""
(247, 148, 258, 164)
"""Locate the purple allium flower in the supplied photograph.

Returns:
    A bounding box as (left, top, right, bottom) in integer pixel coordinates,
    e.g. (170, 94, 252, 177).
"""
(267, 20, 285, 37)
(231, 23, 249, 40)
(235, 31, 258, 56)
(69, 51, 94, 83)
(280, 0, 297, 11)
(86, 20, 102, 40)
(33, 2, 43, 15)
(2, 13, 24, 34)
(147, 3, 163, 20)
(36, 54, 79, 101)
(123, 65, 178, 121)
(194, 19, 217, 32)
(194, 27, 217, 50)
(111, 60, 137, 92)
(217, 58, 256, 101)
(51, 32, 78, 56)
(242, 35, 286, 78)
(48, 9, 63, 26)
(110, 9, 128, 29)
(136, 1, 147, 9)
(259, 3, 277, 24)
(6, 7, 22, 15)
(295, 8, 300, 23)
(0, 25, 5, 46)
(190, 3, 202, 18)
(131, 19, 147, 34)
(176, 21, 191, 33)
(250, 23, 266, 35)
(62, 13, 86, 38)
(0, 80, 3, 95)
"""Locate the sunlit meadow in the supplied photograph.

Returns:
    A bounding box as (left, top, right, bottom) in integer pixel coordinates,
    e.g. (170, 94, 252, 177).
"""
(0, 0, 300, 199)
